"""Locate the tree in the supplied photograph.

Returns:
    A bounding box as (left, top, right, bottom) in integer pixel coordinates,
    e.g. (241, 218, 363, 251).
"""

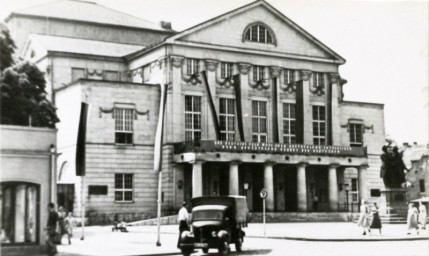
(0, 25, 59, 128)
(0, 23, 15, 72)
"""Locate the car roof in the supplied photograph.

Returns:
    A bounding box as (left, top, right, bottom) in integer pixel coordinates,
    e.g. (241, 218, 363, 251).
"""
(193, 205, 228, 212)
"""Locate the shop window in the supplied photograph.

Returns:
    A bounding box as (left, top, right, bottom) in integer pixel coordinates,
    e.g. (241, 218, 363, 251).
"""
(1, 182, 39, 244)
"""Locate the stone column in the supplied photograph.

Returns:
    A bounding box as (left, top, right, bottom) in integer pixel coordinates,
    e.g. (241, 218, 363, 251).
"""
(229, 161, 240, 195)
(328, 73, 341, 145)
(192, 160, 204, 198)
(264, 162, 275, 211)
(328, 164, 339, 211)
(297, 162, 308, 212)
(299, 70, 313, 145)
(358, 164, 368, 202)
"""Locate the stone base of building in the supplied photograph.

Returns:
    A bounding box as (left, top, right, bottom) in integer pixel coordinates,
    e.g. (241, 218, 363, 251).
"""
(1, 245, 47, 256)
(87, 211, 177, 225)
(249, 212, 359, 223)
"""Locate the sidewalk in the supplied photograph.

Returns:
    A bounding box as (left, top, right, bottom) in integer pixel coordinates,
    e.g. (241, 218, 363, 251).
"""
(53, 223, 428, 256)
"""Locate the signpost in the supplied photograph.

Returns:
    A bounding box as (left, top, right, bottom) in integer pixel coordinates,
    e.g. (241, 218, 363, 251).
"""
(260, 188, 268, 237)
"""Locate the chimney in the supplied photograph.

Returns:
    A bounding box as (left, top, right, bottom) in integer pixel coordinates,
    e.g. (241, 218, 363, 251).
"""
(160, 21, 172, 30)
(403, 142, 409, 147)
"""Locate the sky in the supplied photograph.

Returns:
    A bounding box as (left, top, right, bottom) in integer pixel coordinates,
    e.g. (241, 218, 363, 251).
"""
(1, 0, 428, 145)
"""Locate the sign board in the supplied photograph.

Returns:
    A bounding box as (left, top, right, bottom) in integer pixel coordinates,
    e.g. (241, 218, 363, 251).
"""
(260, 188, 268, 199)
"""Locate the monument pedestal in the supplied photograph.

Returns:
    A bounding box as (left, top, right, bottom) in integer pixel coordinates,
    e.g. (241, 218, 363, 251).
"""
(379, 188, 408, 223)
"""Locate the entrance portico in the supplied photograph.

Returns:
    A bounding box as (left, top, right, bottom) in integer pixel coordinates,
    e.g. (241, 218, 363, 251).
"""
(176, 141, 368, 212)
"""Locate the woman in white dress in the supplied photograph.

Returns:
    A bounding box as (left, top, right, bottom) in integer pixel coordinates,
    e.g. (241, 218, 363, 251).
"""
(407, 203, 419, 235)
(357, 200, 370, 235)
(418, 201, 427, 230)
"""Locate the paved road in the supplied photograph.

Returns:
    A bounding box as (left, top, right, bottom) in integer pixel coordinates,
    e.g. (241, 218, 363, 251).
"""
(55, 224, 428, 256)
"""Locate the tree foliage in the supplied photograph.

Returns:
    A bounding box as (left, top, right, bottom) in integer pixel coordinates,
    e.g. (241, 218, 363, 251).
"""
(0, 25, 59, 128)
(0, 23, 15, 72)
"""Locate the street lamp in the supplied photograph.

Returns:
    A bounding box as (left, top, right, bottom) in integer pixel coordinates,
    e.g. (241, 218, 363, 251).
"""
(344, 183, 350, 212)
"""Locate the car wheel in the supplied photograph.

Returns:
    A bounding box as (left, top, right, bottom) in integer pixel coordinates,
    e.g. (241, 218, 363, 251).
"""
(218, 241, 230, 255)
(202, 248, 209, 253)
(235, 237, 243, 252)
(181, 248, 193, 256)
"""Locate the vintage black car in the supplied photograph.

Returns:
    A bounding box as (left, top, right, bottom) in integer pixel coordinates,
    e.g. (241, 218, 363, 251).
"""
(179, 196, 249, 255)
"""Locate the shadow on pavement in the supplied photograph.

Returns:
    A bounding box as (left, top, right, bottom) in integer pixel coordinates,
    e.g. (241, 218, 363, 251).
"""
(204, 249, 272, 255)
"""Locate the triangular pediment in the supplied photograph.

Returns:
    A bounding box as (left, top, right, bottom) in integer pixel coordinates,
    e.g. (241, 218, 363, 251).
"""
(166, 0, 345, 63)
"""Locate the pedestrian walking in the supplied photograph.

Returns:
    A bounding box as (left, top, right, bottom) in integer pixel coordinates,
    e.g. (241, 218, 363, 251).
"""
(45, 203, 58, 255)
(369, 202, 382, 234)
(64, 212, 75, 245)
(57, 206, 67, 244)
(357, 199, 370, 235)
(407, 203, 419, 235)
(418, 201, 427, 230)
(177, 202, 189, 248)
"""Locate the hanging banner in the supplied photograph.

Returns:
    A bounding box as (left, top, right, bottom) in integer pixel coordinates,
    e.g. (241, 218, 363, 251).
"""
(233, 74, 245, 142)
(154, 83, 168, 172)
(201, 71, 221, 140)
(76, 102, 88, 176)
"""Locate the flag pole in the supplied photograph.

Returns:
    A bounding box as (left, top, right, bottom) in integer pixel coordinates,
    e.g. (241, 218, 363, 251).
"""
(155, 83, 168, 246)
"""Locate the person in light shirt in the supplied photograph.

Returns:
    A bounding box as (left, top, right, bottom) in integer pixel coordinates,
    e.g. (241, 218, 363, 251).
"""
(177, 202, 189, 248)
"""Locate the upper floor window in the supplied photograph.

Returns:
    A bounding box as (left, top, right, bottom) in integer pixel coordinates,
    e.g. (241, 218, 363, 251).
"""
(312, 105, 326, 145)
(349, 123, 363, 147)
(186, 59, 199, 75)
(219, 98, 235, 141)
(185, 95, 202, 141)
(283, 103, 296, 144)
(114, 108, 134, 144)
(284, 69, 295, 85)
(252, 100, 267, 143)
(221, 62, 233, 79)
(253, 66, 265, 82)
(243, 23, 276, 45)
(313, 72, 325, 87)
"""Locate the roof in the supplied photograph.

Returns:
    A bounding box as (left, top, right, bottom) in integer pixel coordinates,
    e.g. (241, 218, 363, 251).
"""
(28, 34, 144, 58)
(8, 0, 173, 32)
(164, 0, 345, 64)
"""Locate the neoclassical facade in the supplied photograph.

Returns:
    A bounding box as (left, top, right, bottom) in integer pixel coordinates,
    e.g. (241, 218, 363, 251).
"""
(8, 0, 386, 223)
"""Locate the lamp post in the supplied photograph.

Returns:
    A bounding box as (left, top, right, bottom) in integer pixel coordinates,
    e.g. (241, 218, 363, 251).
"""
(344, 183, 350, 212)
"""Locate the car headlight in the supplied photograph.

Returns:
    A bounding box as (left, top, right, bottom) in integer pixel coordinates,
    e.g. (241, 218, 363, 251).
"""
(211, 231, 217, 237)
(217, 230, 228, 239)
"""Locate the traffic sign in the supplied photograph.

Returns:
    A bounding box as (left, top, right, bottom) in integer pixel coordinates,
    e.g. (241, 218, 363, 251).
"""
(260, 188, 268, 199)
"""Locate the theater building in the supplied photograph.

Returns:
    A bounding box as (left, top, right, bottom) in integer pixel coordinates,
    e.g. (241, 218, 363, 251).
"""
(8, 0, 386, 222)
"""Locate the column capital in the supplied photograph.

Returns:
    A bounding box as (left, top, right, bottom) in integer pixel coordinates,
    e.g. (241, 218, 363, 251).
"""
(189, 159, 205, 165)
(238, 63, 252, 75)
(270, 66, 282, 78)
(230, 160, 242, 166)
(264, 161, 277, 166)
(328, 163, 341, 168)
(170, 55, 184, 68)
(297, 161, 309, 168)
(328, 73, 340, 84)
(359, 163, 369, 169)
(299, 70, 312, 81)
(205, 59, 219, 72)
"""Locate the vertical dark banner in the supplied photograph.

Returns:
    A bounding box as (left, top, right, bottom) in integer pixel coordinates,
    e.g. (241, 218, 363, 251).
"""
(76, 102, 88, 176)
(326, 82, 333, 145)
(201, 71, 221, 140)
(272, 78, 279, 143)
(154, 83, 168, 172)
(295, 80, 304, 144)
(233, 74, 245, 142)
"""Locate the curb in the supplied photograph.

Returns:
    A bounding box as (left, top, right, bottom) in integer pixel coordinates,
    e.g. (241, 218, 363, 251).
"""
(247, 235, 429, 242)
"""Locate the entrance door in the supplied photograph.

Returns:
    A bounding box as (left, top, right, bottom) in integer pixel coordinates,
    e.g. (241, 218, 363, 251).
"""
(57, 184, 74, 213)
(252, 166, 264, 212)
(284, 170, 297, 211)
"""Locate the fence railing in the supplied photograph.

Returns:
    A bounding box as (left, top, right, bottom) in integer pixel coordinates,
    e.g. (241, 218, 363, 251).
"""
(337, 203, 360, 213)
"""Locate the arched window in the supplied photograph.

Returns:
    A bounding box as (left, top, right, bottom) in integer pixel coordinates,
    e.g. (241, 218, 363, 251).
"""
(243, 23, 276, 45)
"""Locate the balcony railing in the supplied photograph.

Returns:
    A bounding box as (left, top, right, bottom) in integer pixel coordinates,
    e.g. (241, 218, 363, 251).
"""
(173, 140, 367, 157)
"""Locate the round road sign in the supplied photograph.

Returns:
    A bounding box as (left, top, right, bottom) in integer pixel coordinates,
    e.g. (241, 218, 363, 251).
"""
(260, 188, 268, 199)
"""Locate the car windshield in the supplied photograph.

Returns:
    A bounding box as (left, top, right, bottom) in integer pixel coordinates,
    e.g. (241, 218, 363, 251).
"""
(193, 210, 223, 221)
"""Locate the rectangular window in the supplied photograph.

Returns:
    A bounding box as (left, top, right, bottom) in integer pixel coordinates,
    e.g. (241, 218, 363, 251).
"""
(114, 108, 134, 144)
(185, 95, 202, 141)
(219, 98, 235, 141)
(252, 66, 265, 82)
(220, 62, 233, 79)
(104, 70, 119, 81)
(186, 59, 199, 75)
(420, 179, 426, 193)
(370, 189, 381, 197)
(88, 185, 108, 195)
(251, 100, 267, 142)
(114, 174, 133, 202)
(350, 124, 363, 147)
(284, 69, 295, 84)
(313, 72, 325, 87)
(312, 105, 326, 145)
(351, 178, 358, 203)
(283, 103, 296, 144)
(71, 68, 86, 81)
